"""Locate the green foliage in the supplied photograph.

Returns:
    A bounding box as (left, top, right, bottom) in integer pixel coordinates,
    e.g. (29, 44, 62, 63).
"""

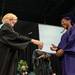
(17, 60, 28, 72)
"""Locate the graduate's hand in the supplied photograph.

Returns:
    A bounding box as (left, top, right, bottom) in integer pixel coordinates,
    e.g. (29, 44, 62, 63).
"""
(50, 44, 58, 51)
(31, 39, 43, 49)
(56, 49, 64, 57)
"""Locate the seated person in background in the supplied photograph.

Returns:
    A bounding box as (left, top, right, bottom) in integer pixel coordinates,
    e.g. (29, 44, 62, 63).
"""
(32, 49, 52, 75)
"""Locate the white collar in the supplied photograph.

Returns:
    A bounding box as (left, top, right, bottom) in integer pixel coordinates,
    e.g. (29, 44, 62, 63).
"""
(0, 24, 4, 29)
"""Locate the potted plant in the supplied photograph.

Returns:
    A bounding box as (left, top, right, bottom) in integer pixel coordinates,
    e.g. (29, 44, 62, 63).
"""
(17, 60, 28, 75)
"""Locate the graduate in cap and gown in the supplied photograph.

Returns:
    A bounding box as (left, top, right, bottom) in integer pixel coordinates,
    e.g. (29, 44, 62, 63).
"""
(51, 16, 75, 75)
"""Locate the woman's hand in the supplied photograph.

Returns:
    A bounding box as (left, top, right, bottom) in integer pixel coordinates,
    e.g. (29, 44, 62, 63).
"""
(50, 44, 58, 51)
(31, 39, 43, 49)
(56, 49, 64, 57)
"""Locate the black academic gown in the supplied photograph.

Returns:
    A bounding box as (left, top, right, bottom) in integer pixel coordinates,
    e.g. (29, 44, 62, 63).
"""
(0, 24, 31, 75)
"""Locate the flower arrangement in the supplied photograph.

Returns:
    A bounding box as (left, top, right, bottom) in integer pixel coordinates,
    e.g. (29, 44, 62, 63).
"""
(17, 60, 28, 75)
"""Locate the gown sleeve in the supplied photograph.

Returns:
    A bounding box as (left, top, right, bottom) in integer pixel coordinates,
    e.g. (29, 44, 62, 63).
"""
(58, 25, 75, 53)
(64, 26, 75, 52)
(0, 27, 32, 50)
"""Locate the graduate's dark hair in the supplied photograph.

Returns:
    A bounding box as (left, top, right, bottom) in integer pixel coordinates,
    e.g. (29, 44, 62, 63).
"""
(62, 16, 75, 26)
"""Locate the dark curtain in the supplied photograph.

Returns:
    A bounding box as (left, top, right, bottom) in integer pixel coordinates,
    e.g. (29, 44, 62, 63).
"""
(14, 20, 39, 72)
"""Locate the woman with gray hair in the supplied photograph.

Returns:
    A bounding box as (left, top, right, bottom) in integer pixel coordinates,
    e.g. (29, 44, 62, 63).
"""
(0, 13, 43, 75)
